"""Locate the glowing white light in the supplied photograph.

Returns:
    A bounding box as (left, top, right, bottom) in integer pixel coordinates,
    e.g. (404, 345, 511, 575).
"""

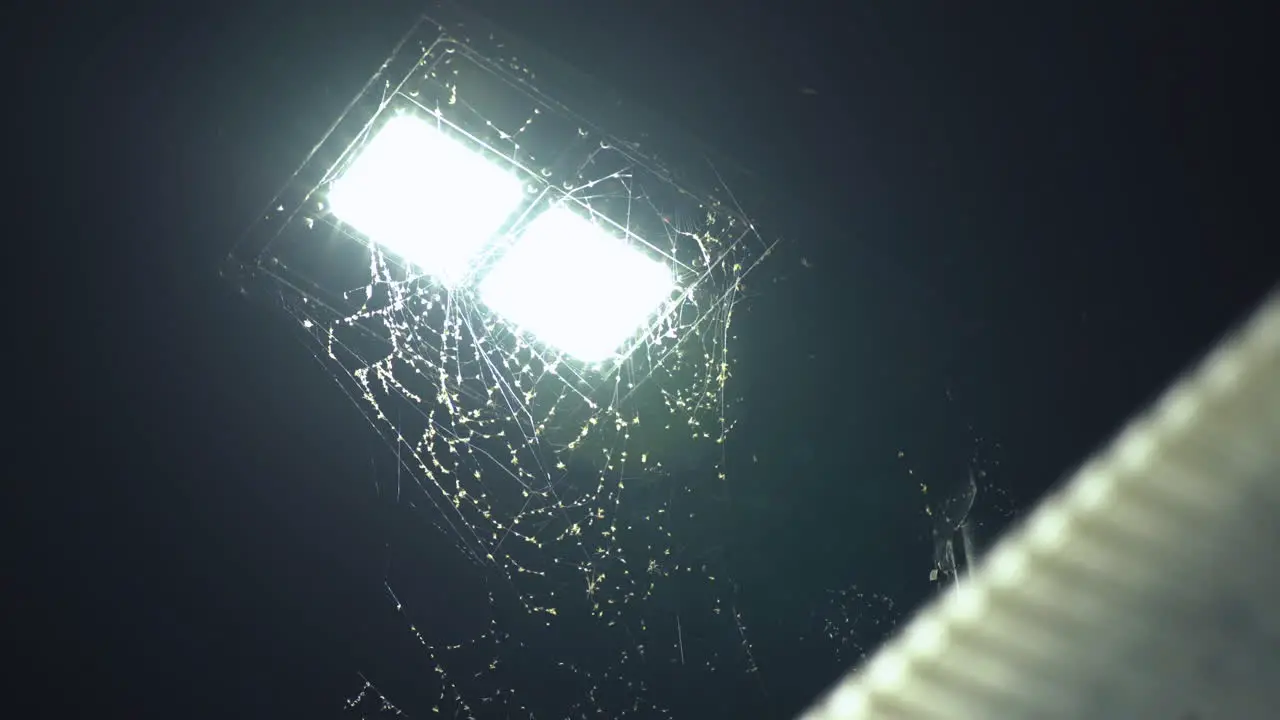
(479, 205, 675, 363)
(328, 113, 525, 286)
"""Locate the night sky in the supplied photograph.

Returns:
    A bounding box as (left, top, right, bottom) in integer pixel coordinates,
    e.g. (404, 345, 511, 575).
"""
(21, 2, 1274, 718)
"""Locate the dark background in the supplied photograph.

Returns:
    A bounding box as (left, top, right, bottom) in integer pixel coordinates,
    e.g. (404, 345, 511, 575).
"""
(17, 1, 1273, 718)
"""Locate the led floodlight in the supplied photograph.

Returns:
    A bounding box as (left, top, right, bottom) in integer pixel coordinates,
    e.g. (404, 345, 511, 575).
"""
(479, 205, 675, 363)
(328, 113, 526, 285)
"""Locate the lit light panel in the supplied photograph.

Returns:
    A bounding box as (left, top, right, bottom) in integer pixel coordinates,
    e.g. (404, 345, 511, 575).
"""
(479, 205, 676, 363)
(328, 113, 526, 286)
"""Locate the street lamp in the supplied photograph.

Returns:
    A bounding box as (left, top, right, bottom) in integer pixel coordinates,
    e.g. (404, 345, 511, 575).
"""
(224, 5, 772, 717)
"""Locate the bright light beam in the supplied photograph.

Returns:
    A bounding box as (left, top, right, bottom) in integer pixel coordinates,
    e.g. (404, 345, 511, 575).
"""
(478, 204, 676, 363)
(328, 113, 526, 286)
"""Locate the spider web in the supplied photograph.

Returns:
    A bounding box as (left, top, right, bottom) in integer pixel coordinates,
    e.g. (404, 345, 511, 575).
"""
(226, 8, 778, 717)
(225, 7, 1027, 717)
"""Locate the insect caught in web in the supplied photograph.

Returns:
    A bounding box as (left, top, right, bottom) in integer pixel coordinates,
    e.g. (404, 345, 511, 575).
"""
(930, 467, 979, 584)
